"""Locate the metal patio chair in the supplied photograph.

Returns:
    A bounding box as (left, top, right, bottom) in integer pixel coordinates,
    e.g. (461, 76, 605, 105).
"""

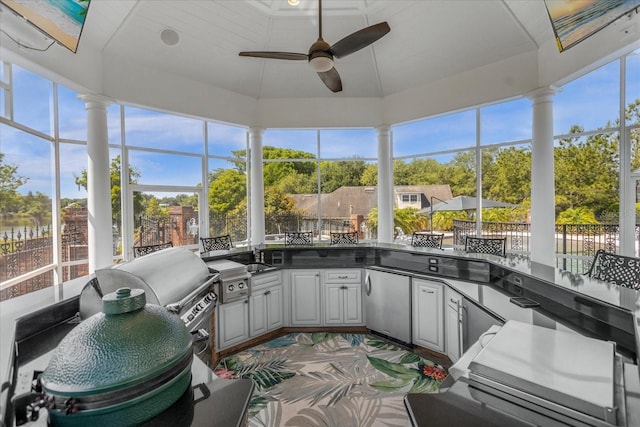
(285, 231, 313, 246)
(411, 232, 444, 249)
(133, 242, 173, 257)
(200, 235, 233, 253)
(586, 249, 640, 289)
(464, 236, 506, 257)
(330, 231, 358, 245)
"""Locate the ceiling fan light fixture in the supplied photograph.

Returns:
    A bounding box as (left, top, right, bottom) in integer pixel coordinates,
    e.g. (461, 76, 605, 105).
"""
(309, 56, 333, 72)
(287, 0, 300, 5)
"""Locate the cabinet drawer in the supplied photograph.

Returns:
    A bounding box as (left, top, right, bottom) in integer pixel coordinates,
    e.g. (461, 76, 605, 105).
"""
(324, 269, 361, 283)
(251, 270, 282, 290)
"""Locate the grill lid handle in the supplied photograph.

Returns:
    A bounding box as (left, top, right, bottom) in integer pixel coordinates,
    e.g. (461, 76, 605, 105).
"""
(166, 274, 219, 315)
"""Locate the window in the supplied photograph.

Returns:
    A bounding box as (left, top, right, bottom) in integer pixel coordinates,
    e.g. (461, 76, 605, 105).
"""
(401, 194, 418, 202)
(12, 65, 52, 135)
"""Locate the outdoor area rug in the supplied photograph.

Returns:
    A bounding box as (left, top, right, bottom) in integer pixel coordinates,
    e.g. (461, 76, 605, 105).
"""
(214, 332, 447, 427)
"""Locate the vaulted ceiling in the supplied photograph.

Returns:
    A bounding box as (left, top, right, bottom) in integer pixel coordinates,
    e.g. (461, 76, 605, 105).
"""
(78, 0, 549, 99)
(1, 1, 638, 126)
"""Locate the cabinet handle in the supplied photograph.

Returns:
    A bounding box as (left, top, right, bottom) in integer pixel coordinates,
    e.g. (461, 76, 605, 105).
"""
(338, 275, 348, 279)
(365, 274, 371, 296)
(265, 290, 271, 296)
(450, 298, 458, 304)
(422, 289, 435, 293)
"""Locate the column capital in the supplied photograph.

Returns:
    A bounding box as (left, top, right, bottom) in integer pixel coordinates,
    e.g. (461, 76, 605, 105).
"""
(375, 124, 391, 133)
(526, 86, 560, 102)
(77, 93, 113, 109)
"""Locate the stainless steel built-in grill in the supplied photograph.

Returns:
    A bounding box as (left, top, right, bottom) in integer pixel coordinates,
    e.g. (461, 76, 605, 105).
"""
(205, 259, 251, 304)
(81, 247, 219, 363)
(453, 320, 626, 427)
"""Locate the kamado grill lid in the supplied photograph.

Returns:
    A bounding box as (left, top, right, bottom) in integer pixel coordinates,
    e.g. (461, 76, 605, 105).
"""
(41, 287, 193, 397)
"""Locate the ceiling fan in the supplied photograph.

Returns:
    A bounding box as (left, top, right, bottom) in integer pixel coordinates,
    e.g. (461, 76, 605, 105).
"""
(239, 0, 390, 93)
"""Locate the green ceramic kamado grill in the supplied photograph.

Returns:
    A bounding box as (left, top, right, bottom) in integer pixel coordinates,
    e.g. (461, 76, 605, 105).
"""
(38, 287, 193, 427)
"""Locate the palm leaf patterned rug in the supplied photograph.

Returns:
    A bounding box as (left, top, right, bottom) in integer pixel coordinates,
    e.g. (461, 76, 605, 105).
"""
(214, 332, 447, 427)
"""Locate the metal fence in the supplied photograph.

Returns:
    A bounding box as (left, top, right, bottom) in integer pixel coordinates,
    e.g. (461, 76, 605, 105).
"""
(135, 215, 170, 246)
(453, 219, 640, 273)
(209, 213, 357, 244)
(0, 225, 89, 300)
(3, 218, 637, 300)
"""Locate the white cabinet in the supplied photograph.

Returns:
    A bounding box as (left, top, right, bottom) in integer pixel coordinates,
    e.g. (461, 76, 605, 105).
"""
(217, 298, 249, 350)
(323, 269, 362, 325)
(290, 270, 322, 325)
(412, 278, 444, 352)
(445, 286, 463, 363)
(249, 271, 283, 337)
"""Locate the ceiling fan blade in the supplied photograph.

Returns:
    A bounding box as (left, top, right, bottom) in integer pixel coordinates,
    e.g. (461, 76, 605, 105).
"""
(239, 51, 308, 60)
(329, 22, 390, 58)
(317, 67, 342, 93)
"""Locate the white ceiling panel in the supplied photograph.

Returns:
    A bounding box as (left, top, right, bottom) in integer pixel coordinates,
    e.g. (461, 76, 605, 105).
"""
(4, 0, 633, 103)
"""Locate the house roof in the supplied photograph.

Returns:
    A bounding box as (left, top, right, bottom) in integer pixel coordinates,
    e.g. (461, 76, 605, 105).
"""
(290, 184, 452, 217)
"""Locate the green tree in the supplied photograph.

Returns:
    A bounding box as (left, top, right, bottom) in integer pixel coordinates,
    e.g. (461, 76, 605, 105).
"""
(0, 153, 28, 213)
(394, 158, 445, 185)
(264, 187, 298, 215)
(554, 125, 619, 217)
(263, 147, 316, 188)
(320, 159, 367, 193)
(75, 155, 142, 228)
(556, 207, 599, 224)
(144, 198, 169, 220)
(444, 151, 477, 196)
(366, 207, 430, 234)
(360, 163, 378, 185)
(208, 168, 246, 214)
(431, 211, 468, 231)
(485, 146, 531, 204)
(275, 171, 316, 194)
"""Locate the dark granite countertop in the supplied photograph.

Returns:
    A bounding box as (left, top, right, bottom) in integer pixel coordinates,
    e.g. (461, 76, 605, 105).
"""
(4, 243, 639, 382)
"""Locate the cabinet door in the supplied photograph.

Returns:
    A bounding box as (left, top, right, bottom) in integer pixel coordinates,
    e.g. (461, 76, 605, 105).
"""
(218, 299, 249, 350)
(267, 285, 284, 330)
(290, 270, 321, 325)
(324, 284, 343, 324)
(412, 278, 444, 351)
(343, 284, 362, 324)
(365, 269, 411, 343)
(249, 292, 268, 337)
(445, 287, 463, 362)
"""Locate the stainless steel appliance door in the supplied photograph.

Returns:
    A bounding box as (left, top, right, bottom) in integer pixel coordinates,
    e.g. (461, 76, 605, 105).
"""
(364, 269, 411, 343)
(461, 297, 504, 353)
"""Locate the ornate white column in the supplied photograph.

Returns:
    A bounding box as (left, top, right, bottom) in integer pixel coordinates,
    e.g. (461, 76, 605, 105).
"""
(377, 125, 394, 243)
(78, 94, 113, 272)
(528, 87, 558, 266)
(249, 127, 265, 246)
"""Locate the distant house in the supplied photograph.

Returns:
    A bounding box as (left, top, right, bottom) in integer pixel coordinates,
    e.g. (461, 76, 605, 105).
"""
(289, 185, 453, 218)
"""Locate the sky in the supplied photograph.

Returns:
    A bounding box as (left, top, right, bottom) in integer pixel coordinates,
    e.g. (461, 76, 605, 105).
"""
(1, 50, 638, 200)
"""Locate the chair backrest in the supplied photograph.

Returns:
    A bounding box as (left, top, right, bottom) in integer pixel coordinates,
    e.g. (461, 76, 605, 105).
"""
(285, 231, 313, 246)
(133, 242, 173, 257)
(411, 232, 444, 249)
(330, 231, 358, 245)
(586, 249, 640, 289)
(200, 235, 233, 252)
(464, 236, 506, 257)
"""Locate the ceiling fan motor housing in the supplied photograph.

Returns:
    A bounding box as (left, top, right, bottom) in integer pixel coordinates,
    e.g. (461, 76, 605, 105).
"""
(309, 39, 332, 60)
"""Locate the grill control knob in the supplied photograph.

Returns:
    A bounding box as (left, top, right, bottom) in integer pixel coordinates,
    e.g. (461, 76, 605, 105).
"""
(228, 284, 235, 292)
(238, 282, 245, 289)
